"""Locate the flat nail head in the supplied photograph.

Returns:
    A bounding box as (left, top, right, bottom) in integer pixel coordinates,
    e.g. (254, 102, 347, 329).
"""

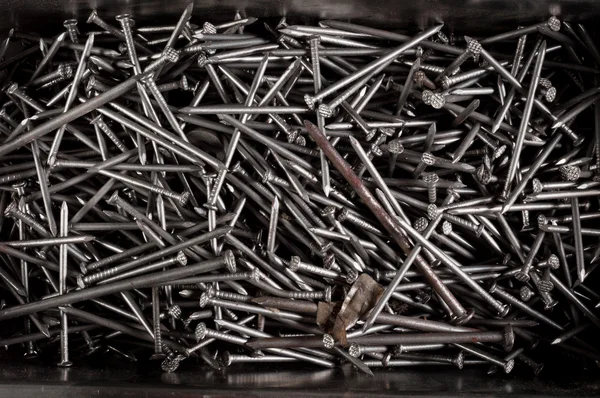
(318, 104, 334, 118)
(440, 75, 451, 89)
(559, 165, 580, 181)
(199, 293, 209, 308)
(547, 16, 561, 31)
(6, 83, 18, 95)
(388, 139, 404, 154)
(346, 269, 359, 284)
(414, 217, 429, 232)
(532, 178, 543, 194)
(324, 286, 333, 303)
(337, 207, 350, 222)
(514, 271, 530, 283)
(289, 256, 301, 271)
(456, 351, 465, 369)
(304, 94, 316, 110)
(544, 87, 557, 102)
(161, 358, 180, 373)
(520, 286, 534, 301)
(221, 351, 232, 367)
(179, 191, 191, 206)
(421, 152, 436, 166)
(195, 322, 207, 341)
(203, 22, 217, 34)
(224, 250, 237, 273)
(547, 254, 560, 270)
(504, 325, 515, 351)
(427, 204, 439, 220)
(163, 47, 180, 63)
(176, 252, 187, 266)
(115, 14, 132, 22)
(107, 191, 120, 205)
(504, 359, 515, 373)
(57, 360, 73, 368)
(441, 220, 452, 235)
(453, 308, 475, 325)
(323, 334, 335, 349)
(465, 37, 482, 60)
(197, 53, 208, 67)
(86, 10, 98, 24)
(422, 172, 439, 184)
(348, 343, 360, 357)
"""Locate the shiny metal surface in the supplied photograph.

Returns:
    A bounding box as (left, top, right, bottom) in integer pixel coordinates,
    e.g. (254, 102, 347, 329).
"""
(0, 358, 598, 397)
(2, 0, 600, 32)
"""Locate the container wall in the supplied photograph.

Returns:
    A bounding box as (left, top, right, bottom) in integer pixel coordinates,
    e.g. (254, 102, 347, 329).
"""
(4, 0, 600, 33)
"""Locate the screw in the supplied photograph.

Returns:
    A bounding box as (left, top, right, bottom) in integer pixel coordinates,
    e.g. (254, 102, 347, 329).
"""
(28, 63, 74, 88)
(97, 252, 188, 285)
(421, 90, 446, 109)
(537, 254, 560, 270)
(500, 41, 547, 201)
(530, 271, 557, 309)
(82, 230, 231, 285)
(221, 351, 297, 366)
(489, 283, 563, 331)
(437, 36, 482, 80)
(89, 115, 128, 153)
(396, 351, 465, 369)
(514, 215, 548, 282)
(63, 19, 79, 43)
(422, 172, 439, 203)
(57, 202, 72, 367)
(520, 286, 534, 301)
(303, 25, 443, 108)
(453, 343, 514, 373)
(414, 70, 437, 90)
(215, 319, 335, 368)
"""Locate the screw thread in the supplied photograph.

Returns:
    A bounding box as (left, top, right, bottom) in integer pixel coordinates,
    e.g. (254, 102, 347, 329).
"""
(207, 328, 245, 344)
(9, 86, 38, 107)
(446, 68, 488, 87)
(521, 210, 530, 228)
(145, 79, 170, 110)
(83, 266, 119, 284)
(96, 119, 127, 152)
(120, 21, 135, 54)
(443, 213, 479, 232)
(288, 290, 325, 300)
(172, 284, 201, 290)
(347, 214, 379, 234)
(7, 207, 47, 234)
(208, 168, 226, 205)
(35, 68, 65, 86)
(427, 184, 437, 203)
(299, 263, 339, 279)
(90, 16, 110, 32)
(212, 289, 251, 302)
(65, 26, 78, 43)
(162, 343, 175, 359)
(153, 323, 162, 351)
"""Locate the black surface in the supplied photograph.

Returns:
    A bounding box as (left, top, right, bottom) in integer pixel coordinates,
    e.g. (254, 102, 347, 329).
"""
(0, 358, 598, 397)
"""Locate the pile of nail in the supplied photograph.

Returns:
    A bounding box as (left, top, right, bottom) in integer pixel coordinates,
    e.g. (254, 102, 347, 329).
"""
(0, 7, 599, 376)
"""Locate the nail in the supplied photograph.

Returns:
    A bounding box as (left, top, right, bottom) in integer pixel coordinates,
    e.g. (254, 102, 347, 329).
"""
(500, 41, 547, 200)
(304, 25, 443, 108)
(57, 202, 72, 367)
